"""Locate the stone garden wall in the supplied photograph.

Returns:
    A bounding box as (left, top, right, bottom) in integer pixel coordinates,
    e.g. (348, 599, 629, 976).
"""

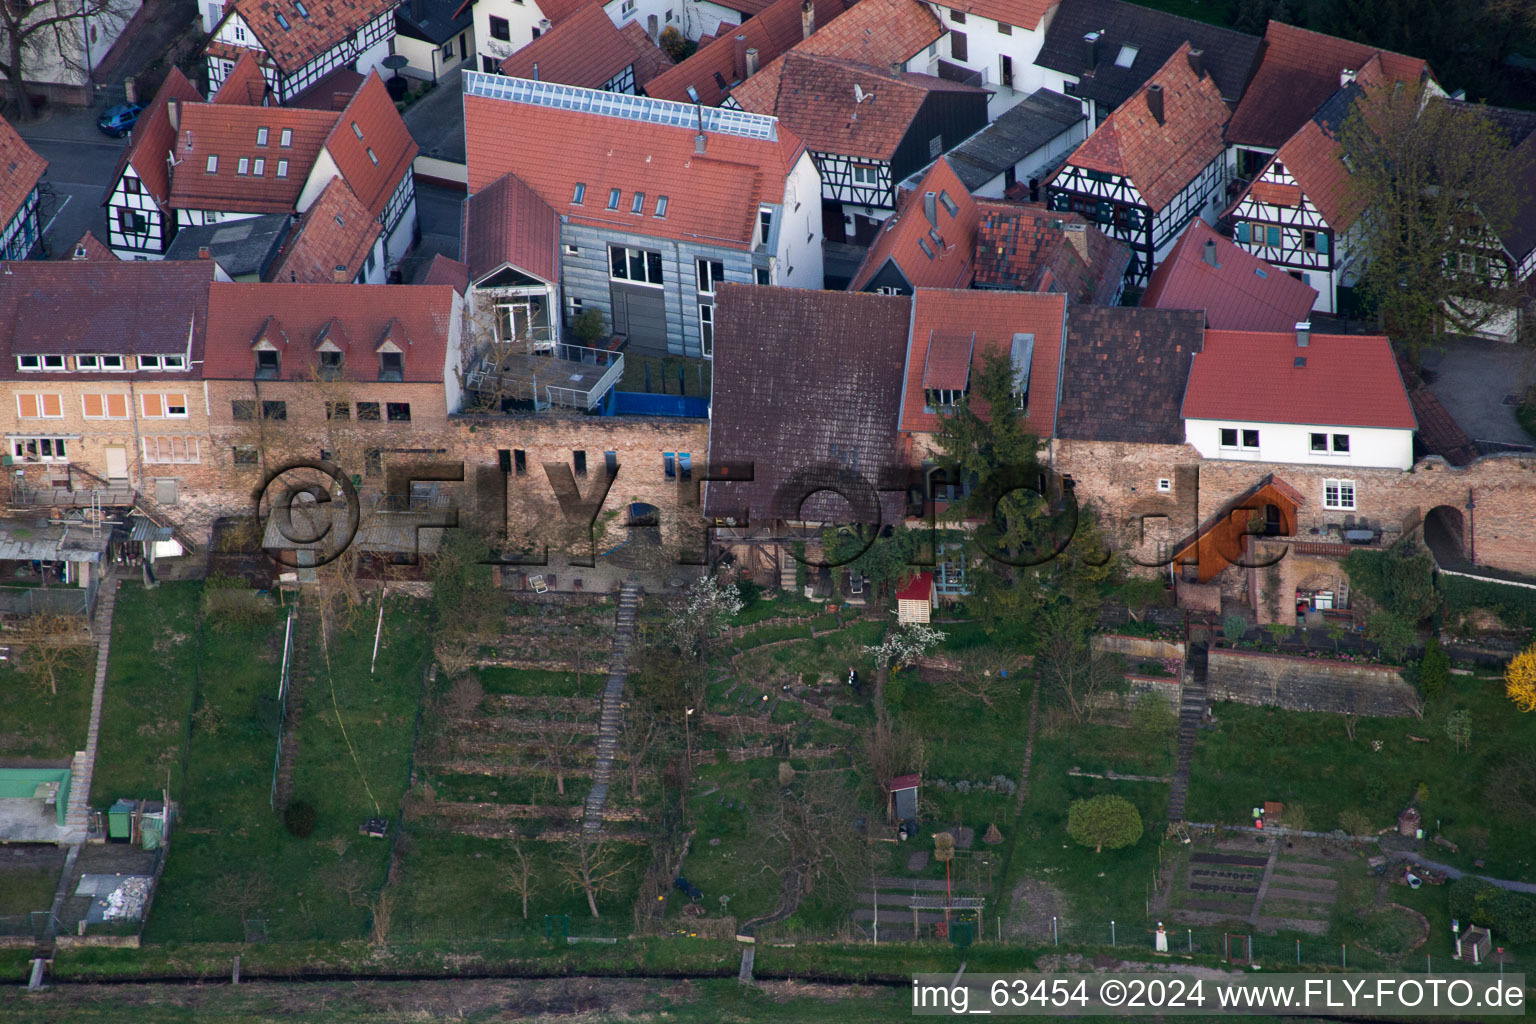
(1206, 649, 1416, 717)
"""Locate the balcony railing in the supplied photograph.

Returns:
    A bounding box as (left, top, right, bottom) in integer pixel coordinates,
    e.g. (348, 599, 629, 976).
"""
(464, 343, 624, 412)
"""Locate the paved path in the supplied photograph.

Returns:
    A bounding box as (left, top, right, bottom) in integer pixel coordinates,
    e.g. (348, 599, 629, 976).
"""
(581, 582, 639, 834)
(1167, 641, 1208, 823)
(1247, 841, 1282, 926)
(1387, 852, 1536, 894)
(62, 576, 121, 843)
(1011, 673, 1043, 815)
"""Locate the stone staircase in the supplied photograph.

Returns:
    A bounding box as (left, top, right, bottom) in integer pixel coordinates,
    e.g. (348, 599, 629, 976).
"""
(581, 582, 640, 834)
(779, 553, 796, 592)
(63, 576, 122, 842)
(1166, 641, 1208, 823)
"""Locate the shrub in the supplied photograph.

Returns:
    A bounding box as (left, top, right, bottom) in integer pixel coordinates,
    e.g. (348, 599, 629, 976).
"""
(571, 308, 608, 345)
(283, 799, 316, 838)
(1066, 794, 1143, 853)
(1131, 694, 1175, 738)
(1506, 643, 1536, 713)
(1366, 611, 1416, 663)
(1419, 636, 1449, 701)
(1364, 771, 1390, 802)
(1222, 615, 1247, 644)
(202, 576, 275, 632)
(1448, 878, 1536, 943)
(1344, 544, 1439, 623)
(1337, 808, 1374, 836)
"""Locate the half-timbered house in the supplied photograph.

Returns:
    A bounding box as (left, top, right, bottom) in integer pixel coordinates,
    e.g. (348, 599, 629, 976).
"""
(904, 0, 1061, 119)
(848, 158, 979, 293)
(204, 0, 397, 105)
(499, 2, 672, 93)
(463, 73, 822, 357)
(644, 0, 842, 108)
(731, 52, 988, 244)
(0, 120, 47, 262)
(102, 70, 204, 261)
(1046, 43, 1228, 288)
(1222, 64, 1379, 315)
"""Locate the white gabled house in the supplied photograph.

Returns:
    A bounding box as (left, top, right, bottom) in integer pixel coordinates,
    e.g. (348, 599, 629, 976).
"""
(203, 0, 396, 104)
(103, 70, 205, 260)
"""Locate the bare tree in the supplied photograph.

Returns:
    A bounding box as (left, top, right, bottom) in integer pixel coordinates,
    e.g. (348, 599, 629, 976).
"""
(10, 612, 91, 695)
(561, 836, 627, 918)
(619, 703, 661, 799)
(760, 780, 872, 907)
(944, 649, 1021, 711)
(208, 871, 275, 929)
(533, 697, 582, 796)
(368, 888, 395, 946)
(1036, 606, 1118, 723)
(505, 843, 536, 919)
(866, 716, 926, 800)
(2, 0, 138, 121)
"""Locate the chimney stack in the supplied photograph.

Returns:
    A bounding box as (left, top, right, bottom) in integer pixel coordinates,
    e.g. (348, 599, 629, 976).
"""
(532, 62, 539, 82)
(1146, 82, 1164, 125)
(1083, 31, 1100, 70)
(801, 0, 815, 39)
(1187, 48, 1204, 78)
(890, 61, 903, 78)
(334, 265, 350, 283)
(198, 245, 212, 260)
(733, 34, 748, 82)
(411, 0, 423, 22)
(1295, 321, 1311, 347)
(923, 191, 937, 227)
(167, 99, 180, 131)
(695, 132, 707, 155)
(745, 47, 759, 77)
(647, 13, 658, 40)
(1028, 176, 1039, 202)
(1202, 238, 1218, 267)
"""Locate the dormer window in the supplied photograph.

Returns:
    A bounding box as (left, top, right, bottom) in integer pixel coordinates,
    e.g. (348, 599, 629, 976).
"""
(100, 355, 124, 370)
(572, 182, 586, 204)
(631, 192, 645, 214)
(938, 190, 958, 217)
(255, 349, 280, 379)
(925, 387, 966, 411)
(379, 351, 403, 382)
(77, 355, 99, 370)
(607, 188, 621, 210)
(319, 350, 342, 380)
(16, 356, 39, 371)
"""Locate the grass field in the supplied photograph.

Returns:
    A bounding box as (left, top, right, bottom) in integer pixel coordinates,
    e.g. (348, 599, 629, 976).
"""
(0, 625, 93, 762)
(91, 582, 202, 804)
(1187, 672, 1536, 881)
(144, 596, 428, 944)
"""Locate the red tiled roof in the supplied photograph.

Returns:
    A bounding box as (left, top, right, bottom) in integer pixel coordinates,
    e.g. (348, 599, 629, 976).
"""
(973, 200, 1131, 305)
(1182, 330, 1416, 430)
(464, 171, 559, 285)
(288, 66, 365, 110)
(0, 261, 218, 365)
(464, 87, 805, 250)
(0, 117, 46, 229)
(792, 0, 941, 66)
(322, 72, 419, 220)
(502, 4, 673, 89)
(896, 571, 933, 602)
(1266, 118, 1362, 230)
(1056, 306, 1203, 444)
(421, 253, 469, 291)
(170, 105, 336, 213)
(212, 50, 271, 105)
(203, 281, 457, 381)
(1141, 220, 1317, 332)
(1248, 181, 1300, 207)
(645, 0, 844, 107)
(110, 69, 202, 206)
(1226, 21, 1430, 150)
(1060, 42, 1229, 210)
(922, 331, 976, 390)
(901, 288, 1067, 438)
(268, 176, 381, 283)
(942, 0, 1055, 30)
(733, 53, 985, 161)
(535, 0, 602, 25)
(619, 22, 675, 86)
(219, 0, 398, 74)
(66, 232, 117, 261)
(850, 158, 978, 290)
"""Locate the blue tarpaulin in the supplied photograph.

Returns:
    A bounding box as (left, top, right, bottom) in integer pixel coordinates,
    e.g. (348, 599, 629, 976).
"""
(608, 391, 708, 418)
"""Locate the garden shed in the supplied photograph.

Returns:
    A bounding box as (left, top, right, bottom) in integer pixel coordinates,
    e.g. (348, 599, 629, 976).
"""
(888, 773, 921, 824)
(896, 572, 934, 624)
(0, 766, 73, 842)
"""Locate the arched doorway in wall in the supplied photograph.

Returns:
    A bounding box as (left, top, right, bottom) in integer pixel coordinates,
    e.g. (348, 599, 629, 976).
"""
(1423, 505, 1466, 566)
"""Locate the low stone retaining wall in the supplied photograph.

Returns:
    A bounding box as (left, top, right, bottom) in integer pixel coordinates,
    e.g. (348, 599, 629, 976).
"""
(1093, 634, 1186, 661)
(1206, 648, 1416, 717)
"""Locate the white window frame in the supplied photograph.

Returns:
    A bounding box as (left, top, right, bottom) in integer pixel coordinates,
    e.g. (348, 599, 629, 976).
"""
(279, 128, 292, 147)
(11, 437, 68, 463)
(76, 355, 100, 371)
(16, 356, 39, 372)
(163, 355, 187, 371)
(699, 303, 714, 357)
(852, 164, 879, 186)
(206, 155, 218, 173)
(100, 354, 124, 371)
(42, 355, 64, 371)
(1157, 478, 1172, 493)
(276, 159, 289, 178)
(138, 355, 161, 370)
(1309, 432, 1351, 455)
(143, 437, 201, 464)
(1218, 426, 1260, 451)
(1323, 479, 1356, 510)
(696, 257, 724, 295)
(256, 127, 269, 145)
(608, 245, 664, 286)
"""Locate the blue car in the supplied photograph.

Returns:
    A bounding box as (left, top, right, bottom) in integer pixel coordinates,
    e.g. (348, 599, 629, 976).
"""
(97, 103, 144, 138)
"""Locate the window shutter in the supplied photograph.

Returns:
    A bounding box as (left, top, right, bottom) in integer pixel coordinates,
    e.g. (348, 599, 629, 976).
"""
(143, 393, 164, 417)
(1236, 222, 1249, 243)
(18, 394, 38, 418)
(1266, 226, 1280, 246)
(1316, 232, 1329, 255)
(107, 394, 128, 418)
(83, 394, 104, 418)
(169, 393, 187, 414)
(41, 395, 61, 417)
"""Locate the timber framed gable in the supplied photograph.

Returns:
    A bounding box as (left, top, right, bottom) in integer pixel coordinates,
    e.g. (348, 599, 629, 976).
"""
(1227, 158, 1335, 277)
(814, 151, 895, 211)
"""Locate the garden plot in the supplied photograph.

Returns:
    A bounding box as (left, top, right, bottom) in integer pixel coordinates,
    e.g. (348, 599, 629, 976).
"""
(1167, 837, 1347, 937)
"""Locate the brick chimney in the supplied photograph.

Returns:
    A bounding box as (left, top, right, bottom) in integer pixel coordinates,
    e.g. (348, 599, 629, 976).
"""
(647, 13, 658, 40)
(198, 245, 212, 260)
(1146, 83, 1164, 125)
(1187, 48, 1204, 78)
(745, 47, 759, 77)
(334, 265, 350, 283)
(1295, 321, 1311, 347)
(733, 34, 748, 82)
(695, 132, 707, 155)
(1202, 238, 1218, 267)
(801, 0, 815, 39)
(1083, 31, 1101, 70)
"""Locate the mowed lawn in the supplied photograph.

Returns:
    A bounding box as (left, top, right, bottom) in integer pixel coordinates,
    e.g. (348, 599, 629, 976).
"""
(1187, 672, 1536, 882)
(144, 596, 428, 943)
